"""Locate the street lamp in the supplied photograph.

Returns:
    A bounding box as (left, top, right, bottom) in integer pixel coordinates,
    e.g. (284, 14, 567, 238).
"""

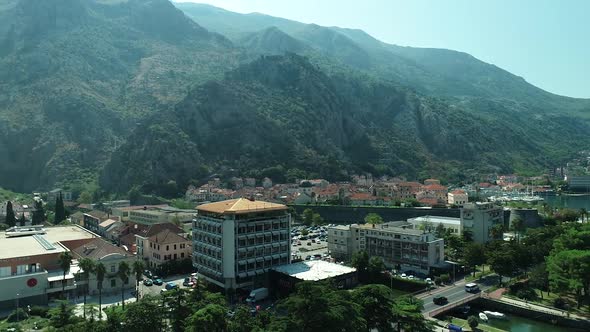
(16, 293, 19, 322)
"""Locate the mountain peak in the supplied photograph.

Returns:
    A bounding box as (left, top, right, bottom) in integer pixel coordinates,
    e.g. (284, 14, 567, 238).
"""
(238, 26, 308, 55)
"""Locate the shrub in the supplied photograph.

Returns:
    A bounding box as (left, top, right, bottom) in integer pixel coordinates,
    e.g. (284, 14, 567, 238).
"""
(554, 297, 567, 309)
(467, 315, 479, 329)
(29, 305, 50, 318)
(516, 287, 537, 301)
(439, 274, 450, 284)
(6, 308, 28, 322)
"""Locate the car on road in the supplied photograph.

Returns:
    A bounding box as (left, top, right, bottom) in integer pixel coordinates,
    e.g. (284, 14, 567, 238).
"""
(165, 282, 178, 290)
(465, 283, 480, 293)
(433, 296, 448, 305)
(400, 273, 407, 279)
(153, 277, 163, 286)
(143, 279, 153, 286)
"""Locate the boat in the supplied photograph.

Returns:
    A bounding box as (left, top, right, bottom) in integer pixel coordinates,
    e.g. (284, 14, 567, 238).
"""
(5, 226, 46, 237)
(483, 310, 507, 319)
(478, 312, 489, 322)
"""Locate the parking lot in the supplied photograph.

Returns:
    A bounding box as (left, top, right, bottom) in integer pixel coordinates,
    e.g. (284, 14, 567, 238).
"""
(138, 274, 195, 298)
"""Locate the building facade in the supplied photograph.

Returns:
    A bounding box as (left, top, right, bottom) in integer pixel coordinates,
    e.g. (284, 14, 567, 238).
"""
(448, 190, 469, 205)
(460, 202, 504, 243)
(407, 216, 462, 236)
(192, 198, 291, 290)
(138, 229, 192, 269)
(328, 222, 444, 274)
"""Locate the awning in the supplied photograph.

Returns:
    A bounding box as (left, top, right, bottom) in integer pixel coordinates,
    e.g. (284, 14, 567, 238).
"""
(47, 273, 75, 282)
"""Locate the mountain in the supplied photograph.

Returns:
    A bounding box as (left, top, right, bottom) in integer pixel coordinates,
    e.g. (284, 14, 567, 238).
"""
(100, 54, 590, 195)
(175, 2, 590, 113)
(1, 0, 589, 196)
(0, 0, 240, 192)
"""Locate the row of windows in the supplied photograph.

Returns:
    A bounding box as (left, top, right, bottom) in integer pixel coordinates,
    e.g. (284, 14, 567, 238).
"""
(237, 221, 288, 234)
(237, 234, 288, 247)
(194, 234, 222, 247)
(237, 257, 288, 272)
(194, 256, 222, 271)
(149, 242, 187, 251)
(237, 245, 288, 260)
(194, 246, 222, 260)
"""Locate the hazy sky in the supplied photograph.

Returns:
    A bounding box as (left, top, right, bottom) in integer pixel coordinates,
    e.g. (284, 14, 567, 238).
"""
(176, 0, 589, 98)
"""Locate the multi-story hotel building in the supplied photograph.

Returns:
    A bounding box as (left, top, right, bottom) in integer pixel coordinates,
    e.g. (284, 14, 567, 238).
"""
(192, 198, 290, 290)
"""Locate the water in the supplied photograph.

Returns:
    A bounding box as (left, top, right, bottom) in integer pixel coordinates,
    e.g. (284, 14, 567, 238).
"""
(483, 314, 583, 332)
(540, 192, 590, 210)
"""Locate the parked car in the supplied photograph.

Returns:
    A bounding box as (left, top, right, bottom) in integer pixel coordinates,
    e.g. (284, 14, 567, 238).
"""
(307, 242, 312, 246)
(144, 270, 153, 279)
(400, 273, 407, 279)
(153, 277, 163, 286)
(143, 279, 153, 286)
(183, 277, 194, 287)
(165, 282, 178, 290)
(433, 296, 448, 305)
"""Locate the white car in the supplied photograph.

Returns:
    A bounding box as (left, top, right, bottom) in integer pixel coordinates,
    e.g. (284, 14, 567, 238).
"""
(400, 273, 407, 279)
(408, 275, 415, 280)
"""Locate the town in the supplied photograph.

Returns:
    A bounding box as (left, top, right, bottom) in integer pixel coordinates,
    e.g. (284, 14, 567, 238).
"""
(0, 167, 589, 332)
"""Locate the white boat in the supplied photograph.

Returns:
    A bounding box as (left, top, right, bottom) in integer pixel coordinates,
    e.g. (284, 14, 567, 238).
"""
(5, 226, 46, 237)
(478, 312, 489, 322)
(483, 310, 507, 319)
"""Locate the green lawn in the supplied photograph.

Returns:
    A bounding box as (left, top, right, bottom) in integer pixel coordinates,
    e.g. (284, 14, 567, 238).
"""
(0, 316, 50, 331)
(505, 289, 590, 317)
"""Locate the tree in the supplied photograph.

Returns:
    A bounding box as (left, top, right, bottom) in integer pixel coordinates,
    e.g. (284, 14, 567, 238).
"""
(392, 296, 433, 332)
(18, 213, 26, 226)
(228, 305, 264, 332)
(435, 223, 445, 238)
(118, 261, 130, 309)
(547, 249, 590, 308)
(95, 262, 106, 319)
(78, 191, 93, 204)
(132, 260, 145, 302)
(529, 263, 549, 299)
(462, 230, 474, 242)
(302, 208, 314, 226)
(275, 281, 366, 332)
(511, 217, 525, 243)
(32, 200, 45, 225)
(489, 224, 504, 240)
(185, 304, 228, 332)
(49, 301, 75, 328)
(54, 192, 66, 224)
(77, 258, 95, 319)
(311, 213, 323, 226)
(464, 243, 486, 277)
(58, 251, 73, 299)
(487, 243, 516, 285)
(352, 250, 370, 283)
(467, 315, 479, 330)
(367, 256, 386, 282)
(352, 284, 395, 332)
(124, 297, 164, 332)
(364, 213, 383, 228)
(5, 200, 16, 227)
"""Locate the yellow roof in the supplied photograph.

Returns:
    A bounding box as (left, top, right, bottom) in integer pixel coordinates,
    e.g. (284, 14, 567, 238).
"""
(197, 198, 287, 215)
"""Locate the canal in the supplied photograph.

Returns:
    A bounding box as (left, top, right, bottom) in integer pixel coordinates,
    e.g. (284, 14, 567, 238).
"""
(441, 306, 585, 332)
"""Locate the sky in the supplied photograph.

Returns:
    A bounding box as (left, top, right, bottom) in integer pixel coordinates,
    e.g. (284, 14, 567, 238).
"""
(175, 0, 590, 98)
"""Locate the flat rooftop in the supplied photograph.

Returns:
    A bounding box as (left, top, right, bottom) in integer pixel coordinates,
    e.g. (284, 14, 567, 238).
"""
(0, 225, 97, 259)
(408, 216, 461, 225)
(272, 260, 356, 281)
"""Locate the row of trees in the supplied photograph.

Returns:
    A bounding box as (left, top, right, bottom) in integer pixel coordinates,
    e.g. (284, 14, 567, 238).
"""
(57, 252, 146, 318)
(21, 280, 432, 332)
(3, 197, 48, 227)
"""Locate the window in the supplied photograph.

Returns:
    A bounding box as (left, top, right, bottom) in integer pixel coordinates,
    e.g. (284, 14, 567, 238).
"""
(181, 253, 185, 258)
(111, 279, 116, 288)
(180, 243, 185, 249)
(0, 266, 11, 277)
(174, 253, 177, 260)
(111, 265, 116, 273)
(166, 245, 169, 251)
(174, 244, 177, 250)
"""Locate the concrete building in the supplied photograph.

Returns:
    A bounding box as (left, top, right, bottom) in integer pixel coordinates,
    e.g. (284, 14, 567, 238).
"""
(448, 190, 469, 205)
(47, 188, 72, 203)
(0, 226, 97, 309)
(128, 207, 196, 225)
(192, 198, 291, 290)
(407, 216, 462, 236)
(83, 210, 110, 234)
(460, 202, 504, 243)
(327, 225, 353, 260)
(328, 222, 444, 274)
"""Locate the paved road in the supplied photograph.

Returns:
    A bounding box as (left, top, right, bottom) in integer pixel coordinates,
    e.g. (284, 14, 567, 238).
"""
(139, 275, 193, 298)
(419, 276, 499, 316)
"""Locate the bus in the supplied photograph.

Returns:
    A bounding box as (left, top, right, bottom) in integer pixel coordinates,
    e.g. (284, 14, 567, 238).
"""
(465, 283, 480, 293)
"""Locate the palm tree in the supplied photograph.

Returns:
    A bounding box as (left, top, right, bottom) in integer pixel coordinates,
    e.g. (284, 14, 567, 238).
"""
(58, 251, 73, 299)
(118, 261, 130, 309)
(132, 260, 145, 302)
(95, 262, 106, 319)
(77, 258, 95, 319)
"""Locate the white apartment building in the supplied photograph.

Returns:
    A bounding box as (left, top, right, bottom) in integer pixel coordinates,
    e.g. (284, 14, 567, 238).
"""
(460, 202, 504, 243)
(192, 198, 290, 290)
(328, 222, 444, 274)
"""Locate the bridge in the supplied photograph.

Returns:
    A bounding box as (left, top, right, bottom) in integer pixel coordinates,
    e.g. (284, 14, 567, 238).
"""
(418, 280, 491, 317)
